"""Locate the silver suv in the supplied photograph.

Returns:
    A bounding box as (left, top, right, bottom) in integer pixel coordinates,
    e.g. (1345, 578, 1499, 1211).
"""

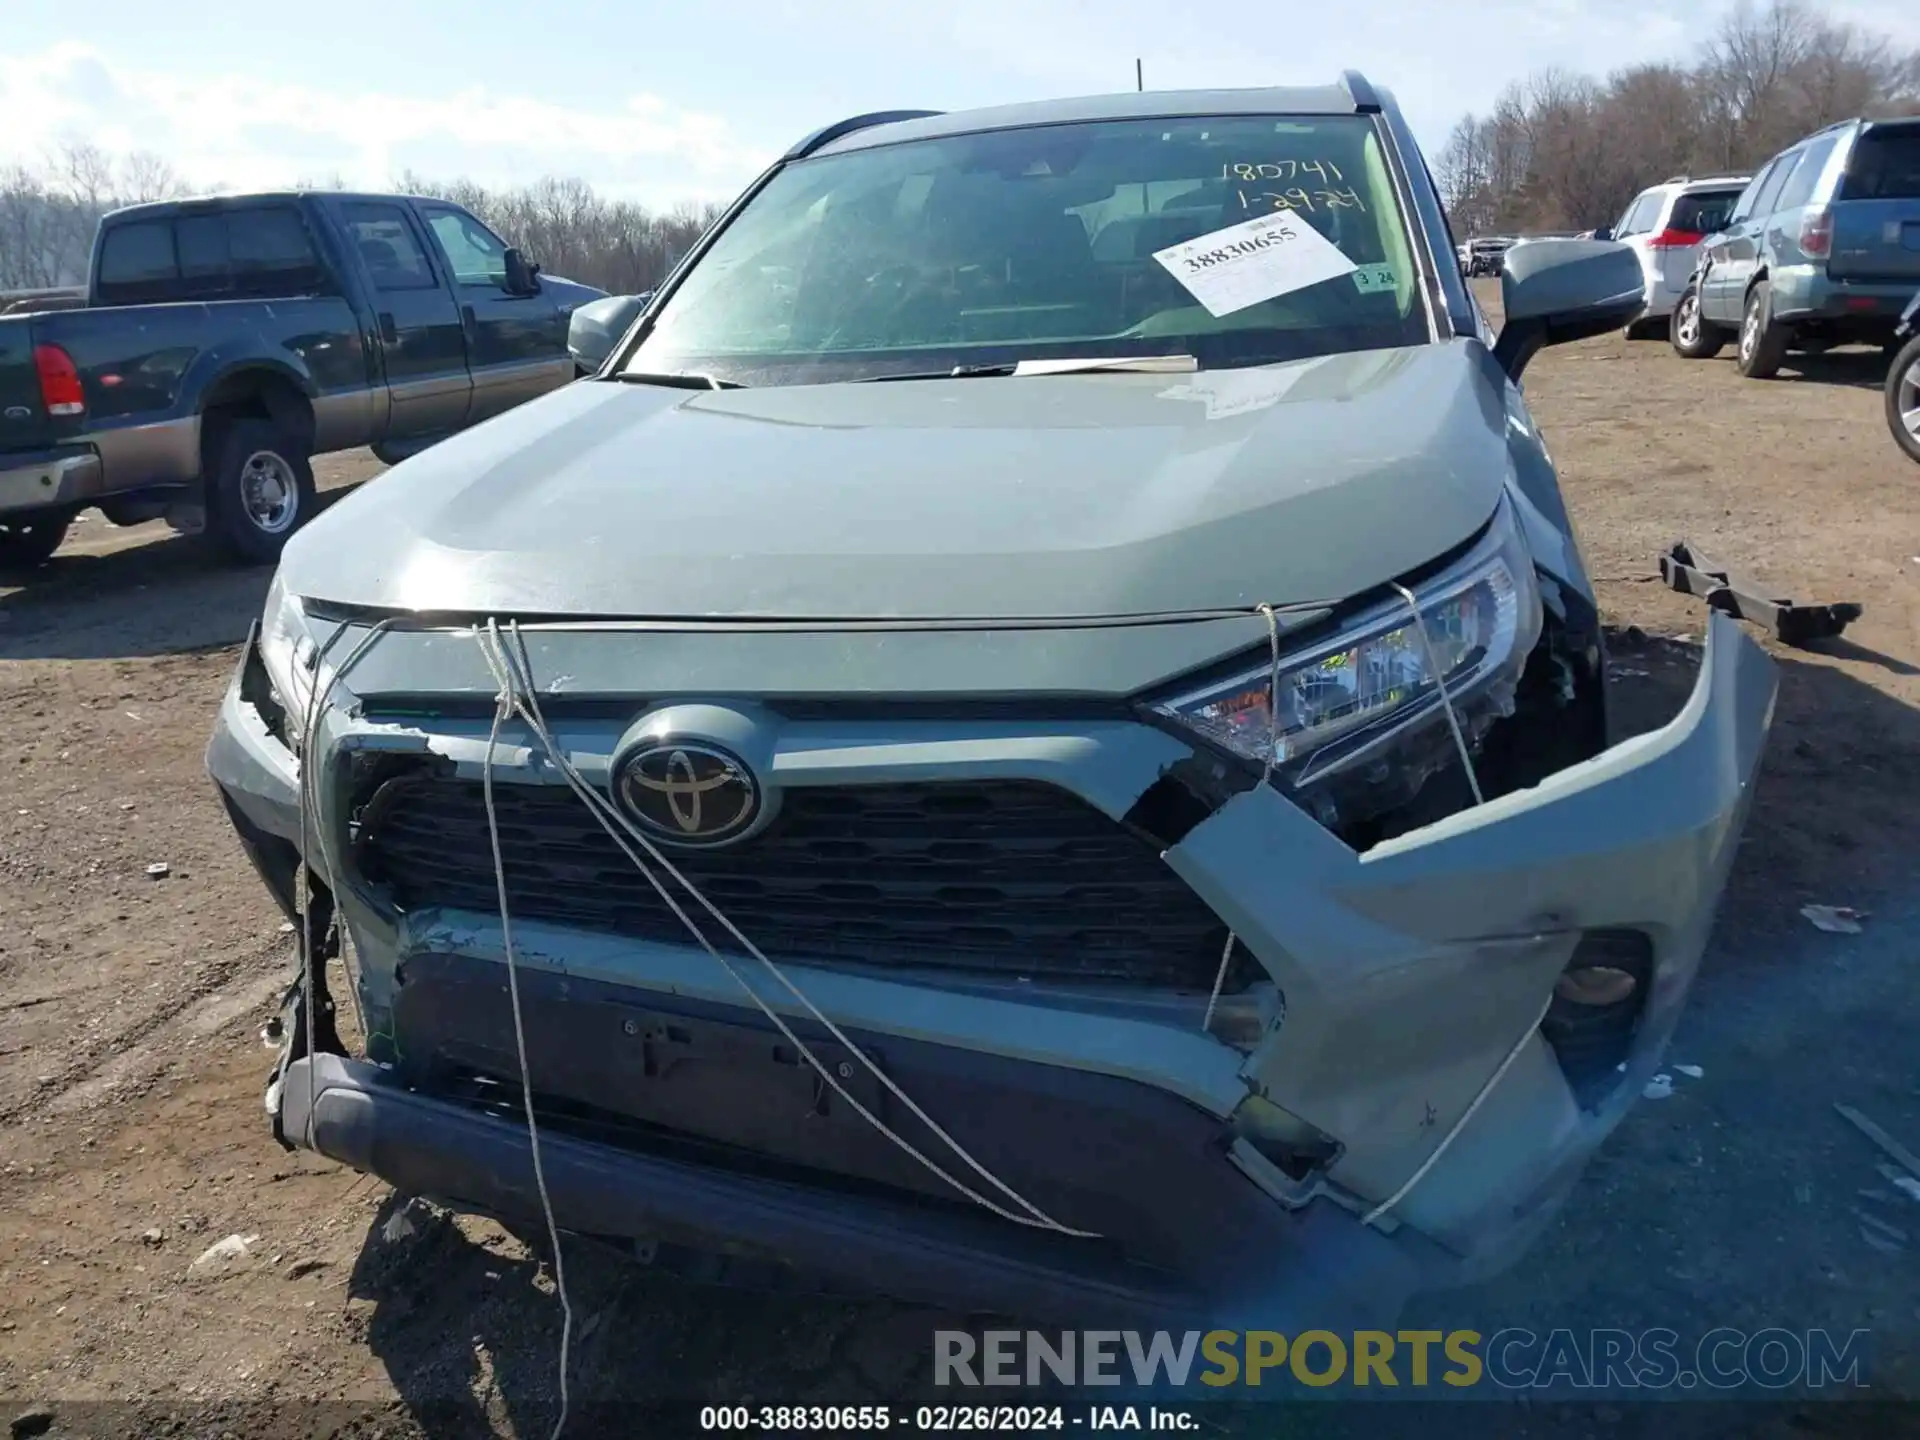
(208, 75, 1773, 1324)
(1603, 174, 1749, 337)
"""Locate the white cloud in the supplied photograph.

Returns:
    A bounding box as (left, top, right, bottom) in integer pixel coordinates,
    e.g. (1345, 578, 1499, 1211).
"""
(0, 42, 775, 206)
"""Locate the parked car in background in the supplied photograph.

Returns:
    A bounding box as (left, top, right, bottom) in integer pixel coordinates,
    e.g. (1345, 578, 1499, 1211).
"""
(1466, 237, 1513, 277)
(210, 75, 1773, 1327)
(1602, 174, 1749, 338)
(1889, 289, 1920, 464)
(0, 191, 603, 568)
(1670, 117, 1920, 376)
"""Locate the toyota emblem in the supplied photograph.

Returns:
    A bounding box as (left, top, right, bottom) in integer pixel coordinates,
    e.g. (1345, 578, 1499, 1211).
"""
(613, 740, 760, 848)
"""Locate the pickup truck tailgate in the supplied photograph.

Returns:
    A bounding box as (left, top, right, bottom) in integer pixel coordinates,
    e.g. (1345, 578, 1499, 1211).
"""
(0, 318, 53, 452)
(1829, 123, 1920, 284)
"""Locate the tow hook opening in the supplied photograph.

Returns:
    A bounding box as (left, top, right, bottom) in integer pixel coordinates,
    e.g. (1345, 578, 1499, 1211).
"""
(1233, 1094, 1343, 1182)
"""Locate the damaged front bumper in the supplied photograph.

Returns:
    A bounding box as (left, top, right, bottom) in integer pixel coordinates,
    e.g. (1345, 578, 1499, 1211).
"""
(207, 610, 1774, 1325)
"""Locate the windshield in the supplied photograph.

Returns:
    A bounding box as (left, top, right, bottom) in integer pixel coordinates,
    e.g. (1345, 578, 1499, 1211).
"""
(623, 114, 1430, 386)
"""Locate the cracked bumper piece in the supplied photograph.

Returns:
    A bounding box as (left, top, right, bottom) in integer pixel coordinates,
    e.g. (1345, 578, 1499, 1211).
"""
(278, 1043, 1431, 1327)
(218, 611, 1774, 1321)
(1166, 609, 1775, 1275)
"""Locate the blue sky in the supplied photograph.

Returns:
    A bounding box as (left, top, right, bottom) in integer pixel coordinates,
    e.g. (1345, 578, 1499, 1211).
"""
(5, 0, 1918, 208)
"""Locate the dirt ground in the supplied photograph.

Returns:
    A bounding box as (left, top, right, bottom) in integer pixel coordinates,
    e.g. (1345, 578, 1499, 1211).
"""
(3, 282, 1919, 1438)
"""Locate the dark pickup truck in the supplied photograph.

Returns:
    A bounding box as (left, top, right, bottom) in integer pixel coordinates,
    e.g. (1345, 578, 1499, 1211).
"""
(0, 191, 603, 567)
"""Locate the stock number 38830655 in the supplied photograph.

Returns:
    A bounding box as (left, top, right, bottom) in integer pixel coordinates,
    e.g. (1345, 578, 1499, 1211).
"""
(698, 1404, 1069, 1431)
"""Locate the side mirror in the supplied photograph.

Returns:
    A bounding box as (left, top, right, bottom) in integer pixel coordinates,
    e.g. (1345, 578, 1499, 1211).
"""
(1589, 226, 1614, 243)
(567, 292, 650, 372)
(503, 247, 541, 297)
(1491, 239, 1643, 381)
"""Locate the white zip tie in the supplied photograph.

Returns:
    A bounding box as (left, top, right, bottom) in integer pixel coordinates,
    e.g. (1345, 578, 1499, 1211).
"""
(1200, 932, 1236, 1036)
(1390, 581, 1484, 807)
(476, 621, 1096, 1237)
(289, 619, 396, 1147)
(480, 640, 574, 1440)
(1202, 603, 1287, 1036)
(1360, 987, 1555, 1227)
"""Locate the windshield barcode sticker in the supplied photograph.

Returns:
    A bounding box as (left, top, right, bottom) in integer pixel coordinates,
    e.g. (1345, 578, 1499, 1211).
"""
(1152, 211, 1358, 318)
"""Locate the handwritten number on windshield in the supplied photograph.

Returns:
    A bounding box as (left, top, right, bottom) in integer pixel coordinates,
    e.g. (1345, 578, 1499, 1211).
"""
(1236, 187, 1368, 214)
(1224, 160, 1344, 183)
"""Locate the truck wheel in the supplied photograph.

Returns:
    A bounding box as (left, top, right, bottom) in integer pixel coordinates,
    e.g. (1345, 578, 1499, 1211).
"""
(1736, 281, 1789, 379)
(0, 508, 73, 569)
(205, 418, 316, 565)
(1670, 290, 1725, 359)
(1888, 335, 1920, 465)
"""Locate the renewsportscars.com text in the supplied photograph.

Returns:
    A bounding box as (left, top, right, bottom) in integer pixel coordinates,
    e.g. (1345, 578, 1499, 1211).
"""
(934, 1328, 1870, 1391)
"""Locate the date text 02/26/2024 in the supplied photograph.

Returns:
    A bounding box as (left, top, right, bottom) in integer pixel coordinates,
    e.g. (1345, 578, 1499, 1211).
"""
(698, 1404, 1202, 1431)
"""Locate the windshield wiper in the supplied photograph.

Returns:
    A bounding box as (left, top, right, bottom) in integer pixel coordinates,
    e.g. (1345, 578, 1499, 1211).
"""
(852, 363, 1019, 383)
(853, 354, 1199, 384)
(612, 371, 745, 390)
(1011, 355, 1197, 376)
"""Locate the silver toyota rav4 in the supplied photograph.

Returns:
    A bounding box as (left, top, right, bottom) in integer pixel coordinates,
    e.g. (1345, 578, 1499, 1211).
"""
(207, 74, 1775, 1327)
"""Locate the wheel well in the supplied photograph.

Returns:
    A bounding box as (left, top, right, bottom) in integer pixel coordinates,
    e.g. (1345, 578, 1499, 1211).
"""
(1745, 267, 1770, 302)
(199, 370, 315, 464)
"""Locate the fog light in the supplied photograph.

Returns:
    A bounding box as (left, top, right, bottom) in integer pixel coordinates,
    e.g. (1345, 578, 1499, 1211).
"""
(1554, 965, 1638, 1007)
(1540, 930, 1654, 1110)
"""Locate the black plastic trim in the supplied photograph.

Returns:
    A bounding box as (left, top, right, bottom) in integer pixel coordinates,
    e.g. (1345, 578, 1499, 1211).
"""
(785, 110, 945, 160)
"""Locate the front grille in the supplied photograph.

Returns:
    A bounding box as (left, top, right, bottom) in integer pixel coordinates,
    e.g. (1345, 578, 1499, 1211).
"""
(354, 773, 1241, 990)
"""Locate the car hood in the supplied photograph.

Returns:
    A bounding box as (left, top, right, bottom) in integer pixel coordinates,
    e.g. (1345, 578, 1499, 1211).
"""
(285, 342, 1510, 621)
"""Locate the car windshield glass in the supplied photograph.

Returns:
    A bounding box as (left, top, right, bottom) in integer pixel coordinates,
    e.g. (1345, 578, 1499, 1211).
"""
(624, 114, 1429, 386)
(1670, 191, 1742, 235)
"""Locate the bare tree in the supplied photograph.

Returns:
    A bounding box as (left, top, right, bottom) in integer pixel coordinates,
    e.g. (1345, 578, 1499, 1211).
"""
(396, 168, 724, 293)
(1441, 0, 1920, 235)
(2, 151, 727, 296)
(54, 142, 116, 212)
(119, 153, 188, 205)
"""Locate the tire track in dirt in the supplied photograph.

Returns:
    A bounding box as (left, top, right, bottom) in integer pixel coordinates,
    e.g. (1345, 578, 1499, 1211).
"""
(1, 933, 291, 1124)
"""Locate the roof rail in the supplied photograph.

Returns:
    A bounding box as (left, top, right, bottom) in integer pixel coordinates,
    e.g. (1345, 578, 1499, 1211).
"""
(785, 110, 944, 160)
(1340, 70, 1382, 114)
(1662, 174, 1689, 184)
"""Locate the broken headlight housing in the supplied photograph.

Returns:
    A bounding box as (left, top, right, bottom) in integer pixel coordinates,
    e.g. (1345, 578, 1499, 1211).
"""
(256, 575, 324, 748)
(1147, 498, 1542, 828)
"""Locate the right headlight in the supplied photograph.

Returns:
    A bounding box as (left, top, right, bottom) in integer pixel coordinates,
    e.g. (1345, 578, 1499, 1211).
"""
(1147, 498, 1543, 827)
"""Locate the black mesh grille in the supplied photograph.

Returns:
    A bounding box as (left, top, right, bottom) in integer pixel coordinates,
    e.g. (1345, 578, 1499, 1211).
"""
(354, 775, 1238, 989)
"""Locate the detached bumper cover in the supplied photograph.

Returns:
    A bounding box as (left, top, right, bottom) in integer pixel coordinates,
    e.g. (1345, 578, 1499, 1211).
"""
(1171, 610, 1774, 1267)
(213, 612, 1776, 1316)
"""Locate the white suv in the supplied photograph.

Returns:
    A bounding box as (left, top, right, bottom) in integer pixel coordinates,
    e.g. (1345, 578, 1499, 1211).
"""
(1606, 175, 1750, 337)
